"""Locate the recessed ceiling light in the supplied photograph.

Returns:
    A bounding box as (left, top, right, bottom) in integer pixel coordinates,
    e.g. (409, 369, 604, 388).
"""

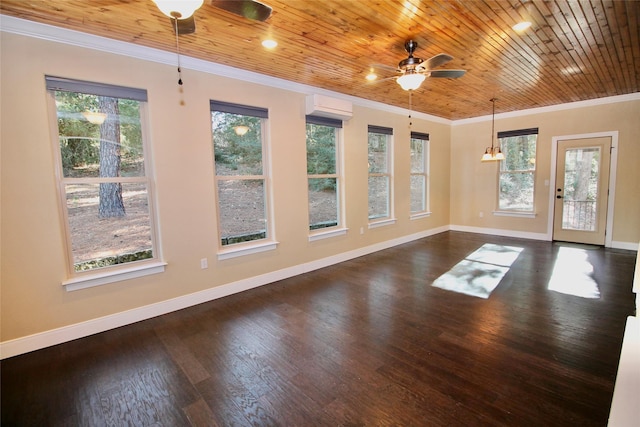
(512, 21, 532, 32)
(366, 72, 377, 81)
(261, 39, 278, 49)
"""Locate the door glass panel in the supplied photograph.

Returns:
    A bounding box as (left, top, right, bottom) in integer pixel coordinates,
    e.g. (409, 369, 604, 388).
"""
(562, 147, 600, 231)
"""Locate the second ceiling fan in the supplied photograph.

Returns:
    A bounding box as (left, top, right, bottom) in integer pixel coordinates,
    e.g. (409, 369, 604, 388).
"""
(388, 40, 466, 90)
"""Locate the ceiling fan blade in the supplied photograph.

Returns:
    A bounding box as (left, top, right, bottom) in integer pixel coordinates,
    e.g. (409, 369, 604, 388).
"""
(429, 69, 466, 78)
(210, 0, 273, 21)
(422, 53, 453, 71)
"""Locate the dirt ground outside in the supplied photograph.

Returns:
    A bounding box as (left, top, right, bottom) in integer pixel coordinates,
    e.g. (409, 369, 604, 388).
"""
(68, 181, 336, 265)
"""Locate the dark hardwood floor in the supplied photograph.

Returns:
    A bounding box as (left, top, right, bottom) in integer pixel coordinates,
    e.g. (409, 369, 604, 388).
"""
(2, 231, 637, 426)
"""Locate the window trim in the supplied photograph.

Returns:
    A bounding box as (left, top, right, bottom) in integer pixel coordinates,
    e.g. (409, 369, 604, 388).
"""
(497, 128, 538, 213)
(410, 131, 430, 218)
(367, 125, 394, 225)
(211, 101, 274, 254)
(46, 78, 162, 286)
(306, 115, 344, 239)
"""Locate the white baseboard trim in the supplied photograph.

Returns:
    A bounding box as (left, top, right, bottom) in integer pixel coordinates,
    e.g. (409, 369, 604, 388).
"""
(449, 225, 550, 241)
(611, 241, 639, 251)
(0, 225, 448, 359)
(449, 226, 638, 251)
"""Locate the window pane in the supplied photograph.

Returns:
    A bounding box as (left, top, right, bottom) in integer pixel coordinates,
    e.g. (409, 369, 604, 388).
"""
(306, 124, 336, 175)
(368, 176, 389, 219)
(217, 179, 266, 245)
(562, 147, 600, 231)
(498, 132, 536, 211)
(410, 175, 426, 213)
(368, 133, 388, 173)
(500, 134, 536, 172)
(65, 183, 153, 271)
(54, 92, 144, 178)
(212, 112, 263, 176)
(499, 172, 534, 210)
(410, 139, 425, 173)
(308, 178, 338, 230)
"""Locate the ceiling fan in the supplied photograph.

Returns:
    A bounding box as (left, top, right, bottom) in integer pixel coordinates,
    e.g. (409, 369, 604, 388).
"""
(152, 0, 272, 86)
(379, 40, 466, 91)
(154, 0, 273, 35)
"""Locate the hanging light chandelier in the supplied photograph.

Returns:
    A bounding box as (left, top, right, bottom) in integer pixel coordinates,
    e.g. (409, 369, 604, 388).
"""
(481, 98, 505, 162)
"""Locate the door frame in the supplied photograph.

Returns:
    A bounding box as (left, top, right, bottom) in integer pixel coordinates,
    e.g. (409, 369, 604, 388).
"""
(547, 131, 618, 247)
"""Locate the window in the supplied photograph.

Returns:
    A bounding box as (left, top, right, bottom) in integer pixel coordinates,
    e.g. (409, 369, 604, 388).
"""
(210, 101, 271, 248)
(498, 128, 538, 211)
(306, 115, 343, 233)
(46, 76, 159, 276)
(368, 125, 393, 222)
(410, 132, 430, 215)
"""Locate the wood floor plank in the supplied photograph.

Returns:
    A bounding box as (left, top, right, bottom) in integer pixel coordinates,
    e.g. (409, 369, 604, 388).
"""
(1, 231, 636, 426)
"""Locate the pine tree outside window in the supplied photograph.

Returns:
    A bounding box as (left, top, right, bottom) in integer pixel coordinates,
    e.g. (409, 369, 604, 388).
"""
(46, 76, 159, 277)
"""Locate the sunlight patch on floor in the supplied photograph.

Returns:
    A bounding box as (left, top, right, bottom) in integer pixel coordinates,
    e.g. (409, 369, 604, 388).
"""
(548, 247, 600, 299)
(432, 244, 523, 299)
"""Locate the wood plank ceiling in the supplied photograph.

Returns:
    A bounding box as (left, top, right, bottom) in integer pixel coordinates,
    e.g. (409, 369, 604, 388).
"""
(1, 0, 638, 120)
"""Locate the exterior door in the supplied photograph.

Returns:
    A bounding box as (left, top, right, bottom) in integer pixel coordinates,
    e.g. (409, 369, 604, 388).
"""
(553, 137, 611, 245)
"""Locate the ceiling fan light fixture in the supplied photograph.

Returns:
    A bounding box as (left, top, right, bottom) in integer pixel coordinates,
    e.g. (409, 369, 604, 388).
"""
(153, 0, 204, 19)
(397, 72, 425, 91)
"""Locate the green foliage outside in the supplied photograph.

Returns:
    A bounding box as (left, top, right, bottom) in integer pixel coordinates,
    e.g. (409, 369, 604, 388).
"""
(306, 123, 337, 191)
(212, 112, 263, 175)
(499, 134, 537, 210)
(55, 91, 143, 177)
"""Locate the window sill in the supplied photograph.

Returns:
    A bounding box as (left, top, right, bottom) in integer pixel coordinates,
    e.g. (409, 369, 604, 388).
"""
(309, 227, 348, 242)
(493, 210, 537, 218)
(368, 218, 397, 229)
(410, 211, 432, 220)
(217, 240, 279, 260)
(63, 261, 167, 292)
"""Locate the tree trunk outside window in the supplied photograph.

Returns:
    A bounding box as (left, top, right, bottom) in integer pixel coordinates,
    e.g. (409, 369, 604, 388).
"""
(98, 96, 125, 218)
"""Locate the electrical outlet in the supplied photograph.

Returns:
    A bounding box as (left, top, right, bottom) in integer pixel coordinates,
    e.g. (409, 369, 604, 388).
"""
(200, 258, 208, 269)
(479, 211, 484, 218)
(360, 227, 364, 235)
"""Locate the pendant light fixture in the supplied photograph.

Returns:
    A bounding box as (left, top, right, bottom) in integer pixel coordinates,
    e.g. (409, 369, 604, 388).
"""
(481, 98, 505, 162)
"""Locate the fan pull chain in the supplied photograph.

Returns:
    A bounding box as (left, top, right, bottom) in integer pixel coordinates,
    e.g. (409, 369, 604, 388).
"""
(173, 18, 183, 86)
(408, 91, 413, 128)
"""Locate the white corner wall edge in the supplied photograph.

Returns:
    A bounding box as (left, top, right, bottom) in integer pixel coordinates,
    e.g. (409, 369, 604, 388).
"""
(607, 316, 640, 427)
(0, 225, 449, 360)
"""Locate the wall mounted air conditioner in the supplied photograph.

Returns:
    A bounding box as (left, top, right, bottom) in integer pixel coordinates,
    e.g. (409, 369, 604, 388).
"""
(305, 94, 353, 121)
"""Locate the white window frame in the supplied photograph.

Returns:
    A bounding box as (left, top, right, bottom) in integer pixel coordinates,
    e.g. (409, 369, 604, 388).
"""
(368, 125, 395, 228)
(410, 132, 431, 219)
(495, 128, 538, 216)
(306, 115, 346, 241)
(45, 76, 164, 291)
(210, 100, 276, 260)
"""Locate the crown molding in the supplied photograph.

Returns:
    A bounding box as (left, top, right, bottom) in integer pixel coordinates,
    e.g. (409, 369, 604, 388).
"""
(452, 92, 640, 125)
(0, 15, 449, 125)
